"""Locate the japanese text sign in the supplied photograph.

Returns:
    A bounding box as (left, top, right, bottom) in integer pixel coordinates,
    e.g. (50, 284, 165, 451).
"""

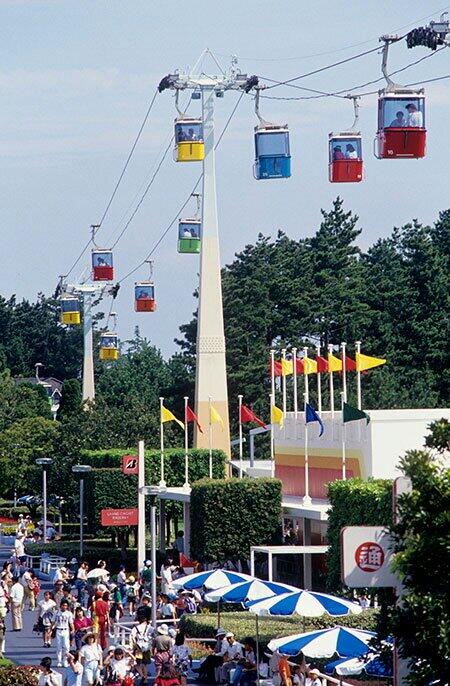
(340, 525, 397, 587)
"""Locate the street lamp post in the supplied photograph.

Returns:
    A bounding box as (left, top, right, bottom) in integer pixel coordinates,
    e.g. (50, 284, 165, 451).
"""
(140, 485, 160, 630)
(35, 458, 53, 543)
(72, 465, 93, 558)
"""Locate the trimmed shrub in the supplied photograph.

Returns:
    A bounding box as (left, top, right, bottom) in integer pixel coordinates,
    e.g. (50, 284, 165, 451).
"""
(0, 665, 38, 685)
(326, 478, 392, 592)
(190, 478, 282, 563)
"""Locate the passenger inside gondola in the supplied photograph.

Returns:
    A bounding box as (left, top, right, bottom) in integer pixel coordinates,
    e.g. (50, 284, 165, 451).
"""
(332, 139, 361, 160)
(136, 286, 154, 300)
(175, 122, 202, 143)
(383, 99, 424, 128)
(333, 145, 345, 160)
(390, 111, 405, 127)
(345, 143, 357, 159)
(93, 253, 112, 267)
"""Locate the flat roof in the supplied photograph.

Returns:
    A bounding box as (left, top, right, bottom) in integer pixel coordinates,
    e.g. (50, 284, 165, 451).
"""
(281, 496, 330, 521)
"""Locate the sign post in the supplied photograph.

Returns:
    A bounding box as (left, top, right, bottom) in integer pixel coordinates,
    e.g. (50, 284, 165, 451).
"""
(137, 441, 146, 573)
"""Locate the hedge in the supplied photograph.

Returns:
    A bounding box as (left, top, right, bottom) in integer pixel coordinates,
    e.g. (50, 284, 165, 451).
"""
(25, 539, 138, 572)
(326, 478, 392, 592)
(0, 665, 38, 685)
(190, 478, 282, 563)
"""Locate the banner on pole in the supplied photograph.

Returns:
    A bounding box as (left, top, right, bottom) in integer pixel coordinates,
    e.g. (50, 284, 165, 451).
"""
(101, 508, 139, 527)
(340, 525, 397, 587)
(121, 454, 139, 475)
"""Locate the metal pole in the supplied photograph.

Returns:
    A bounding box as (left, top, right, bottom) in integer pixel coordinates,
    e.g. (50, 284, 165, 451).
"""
(341, 342, 347, 402)
(150, 496, 157, 630)
(137, 441, 146, 570)
(303, 392, 311, 506)
(159, 397, 166, 488)
(42, 468, 47, 543)
(270, 349, 275, 402)
(328, 344, 335, 417)
(82, 291, 95, 402)
(238, 395, 243, 478)
(303, 347, 309, 404)
(281, 349, 287, 415)
(270, 393, 275, 478)
(316, 343, 322, 415)
(184, 396, 189, 489)
(79, 477, 84, 558)
(355, 340, 362, 409)
(208, 396, 213, 479)
(341, 391, 346, 480)
(292, 347, 298, 418)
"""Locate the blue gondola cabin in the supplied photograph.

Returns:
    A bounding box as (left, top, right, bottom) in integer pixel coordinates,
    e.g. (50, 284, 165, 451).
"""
(178, 219, 201, 254)
(375, 90, 426, 159)
(134, 283, 156, 312)
(174, 118, 204, 162)
(254, 124, 291, 180)
(99, 333, 119, 360)
(60, 297, 81, 325)
(92, 250, 114, 281)
(329, 133, 363, 183)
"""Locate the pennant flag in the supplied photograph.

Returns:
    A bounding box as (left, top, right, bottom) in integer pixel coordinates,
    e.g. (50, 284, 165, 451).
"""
(303, 357, 318, 375)
(328, 352, 342, 372)
(180, 552, 195, 569)
(355, 352, 387, 372)
(343, 355, 357, 371)
(281, 358, 293, 376)
(271, 404, 284, 429)
(270, 360, 282, 377)
(343, 402, 370, 425)
(316, 355, 328, 373)
(186, 405, 203, 433)
(210, 405, 224, 430)
(161, 405, 184, 430)
(295, 358, 304, 374)
(240, 404, 267, 429)
(305, 402, 324, 436)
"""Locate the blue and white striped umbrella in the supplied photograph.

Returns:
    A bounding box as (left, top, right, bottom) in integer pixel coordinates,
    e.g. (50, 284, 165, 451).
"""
(205, 579, 299, 604)
(247, 590, 362, 618)
(172, 569, 253, 592)
(268, 626, 375, 658)
(326, 653, 393, 678)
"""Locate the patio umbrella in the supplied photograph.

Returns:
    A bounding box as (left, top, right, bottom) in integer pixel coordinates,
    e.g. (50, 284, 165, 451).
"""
(86, 567, 109, 580)
(205, 579, 298, 604)
(326, 653, 393, 678)
(172, 569, 253, 591)
(246, 590, 362, 618)
(268, 626, 375, 658)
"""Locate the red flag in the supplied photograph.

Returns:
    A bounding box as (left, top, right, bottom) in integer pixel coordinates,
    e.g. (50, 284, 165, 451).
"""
(186, 405, 203, 433)
(342, 355, 357, 371)
(180, 552, 195, 568)
(240, 404, 267, 429)
(295, 358, 304, 374)
(316, 355, 328, 373)
(270, 360, 282, 377)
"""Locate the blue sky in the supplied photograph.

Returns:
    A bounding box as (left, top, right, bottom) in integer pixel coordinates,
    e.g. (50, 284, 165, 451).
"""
(1, 1, 449, 357)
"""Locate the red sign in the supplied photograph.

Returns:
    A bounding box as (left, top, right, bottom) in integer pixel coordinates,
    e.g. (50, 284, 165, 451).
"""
(355, 541, 385, 572)
(121, 454, 139, 475)
(101, 508, 139, 527)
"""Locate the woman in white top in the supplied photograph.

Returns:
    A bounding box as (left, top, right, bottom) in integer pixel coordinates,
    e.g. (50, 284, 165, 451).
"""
(79, 633, 103, 686)
(64, 650, 84, 686)
(39, 591, 57, 647)
(104, 646, 135, 681)
(38, 656, 60, 686)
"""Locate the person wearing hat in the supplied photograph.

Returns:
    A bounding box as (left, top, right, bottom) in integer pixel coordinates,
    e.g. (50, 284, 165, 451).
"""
(125, 575, 139, 617)
(79, 632, 103, 686)
(153, 624, 173, 678)
(194, 628, 228, 682)
(139, 560, 153, 596)
(131, 606, 154, 686)
(308, 668, 322, 685)
(220, 632, 243, 684)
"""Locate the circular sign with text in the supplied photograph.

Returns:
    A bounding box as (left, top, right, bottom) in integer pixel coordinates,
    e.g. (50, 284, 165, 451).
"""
(354, 541, 385, 572)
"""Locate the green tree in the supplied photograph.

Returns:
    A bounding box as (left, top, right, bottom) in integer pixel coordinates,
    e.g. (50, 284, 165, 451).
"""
(0, 371, 52, 432)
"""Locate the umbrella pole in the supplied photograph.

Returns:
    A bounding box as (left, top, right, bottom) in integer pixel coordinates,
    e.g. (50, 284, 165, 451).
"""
(217, 600, 221, 629)
(255, 614, 260, 686)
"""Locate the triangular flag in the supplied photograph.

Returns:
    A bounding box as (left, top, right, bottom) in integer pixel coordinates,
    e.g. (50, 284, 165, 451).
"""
(316, 355, 328, 373)
(180, 552, 195, 568)
(355, 352, 387, 372)
(240, 404, 267, 429)
(343, 402, 370, 425)
(161, 405, 184, 430)
(271, 404, 284, 429)
(270, 359, 282, 377)
(186, 405, 203, 433)
(305, 402, 324, 436)
(328, 352, 342, 372)
(210, 405, 224, 430)
(303, 357, 318, 375)
(281, 359, 293, 376)
(343, 355, 357, 371)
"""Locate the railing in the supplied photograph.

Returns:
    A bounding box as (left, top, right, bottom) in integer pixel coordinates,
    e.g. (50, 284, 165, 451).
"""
(24, 554, 42, 570)
(39, 555, 67, 576)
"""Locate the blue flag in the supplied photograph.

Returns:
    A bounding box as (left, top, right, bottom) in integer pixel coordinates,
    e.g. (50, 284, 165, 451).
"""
(305, 402, 324, 436)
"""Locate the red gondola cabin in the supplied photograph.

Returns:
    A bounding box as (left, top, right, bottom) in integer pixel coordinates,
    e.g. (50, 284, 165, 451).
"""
(375, 90, 426, 159)
(92, 249, 114, 281)
(134, 282, 156, 312)
(329, 134, 363, 183)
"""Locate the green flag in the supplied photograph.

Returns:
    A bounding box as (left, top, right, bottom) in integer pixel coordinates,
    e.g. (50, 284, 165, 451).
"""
(343, 402, 370, 425)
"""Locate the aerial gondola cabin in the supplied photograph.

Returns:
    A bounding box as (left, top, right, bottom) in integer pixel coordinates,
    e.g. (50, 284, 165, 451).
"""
(134, 282, 156, 312)
(174, 118, 204, 162)
(254, 124, 291, 180)
(99, 333, 119, 360)
(178, 219, 201, 254)
(375, 90, 426, 159)
(60, 297, 81, 325)
(92, 249, 114, 281)
(329, 133, 363, 183)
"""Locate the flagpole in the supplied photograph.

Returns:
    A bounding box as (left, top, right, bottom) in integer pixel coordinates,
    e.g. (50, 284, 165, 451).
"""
(341, 341, 347, 402)
(328, 343, 335, 417)
(270, 393, 275, 478)
(355, 340, 362, 409)
(292, 347, 298, 418)
(183, 396, 189, 490)
(159, 396, 166, 489)
(316, 343, 322, 415)
(341, 391, 346, 480)
(238, 394, 243, 479)
(270, 349, 275, 403)
(303, 346, 309, 404)
(281, 348, 287, 415)
(303, 392, 311, 506)
(208, 396, 213, 479)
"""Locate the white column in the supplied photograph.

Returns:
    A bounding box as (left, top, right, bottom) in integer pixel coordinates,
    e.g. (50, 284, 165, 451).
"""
(194, 87, 230, 459)
(159, 500, 166, 553)
(82, 292, 95, 402)
(183, 502, 191, 558)
(302, 518, 312, 590)
(183, 397, 189, 489)
(268, 551, 273, 581)
(250, 549, 255, 577)
(137, 440, 146, 570)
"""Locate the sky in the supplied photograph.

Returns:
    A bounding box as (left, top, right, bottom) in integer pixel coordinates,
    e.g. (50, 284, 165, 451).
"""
(1, 0, 449, 358)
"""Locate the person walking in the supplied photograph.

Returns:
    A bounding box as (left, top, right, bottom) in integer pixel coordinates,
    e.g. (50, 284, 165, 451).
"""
(79, 632, 103, 686)
(52, 599, 75, 668)
(9, 575, 24, 631)
(73, 606, 92, 650)
(64, 649, 84, 686)
(21, 568, 36, 610)
(131, 608, 154, 686)
(171, 631, 192, 686)
(93, 590, 110, 650)
(38, 591, 57, 647)
(38, 656, 60, 686)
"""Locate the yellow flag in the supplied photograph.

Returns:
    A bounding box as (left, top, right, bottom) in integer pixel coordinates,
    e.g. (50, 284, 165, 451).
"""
(271, 404, 284, 429)
(303, 357, 318, 375)
(210, 405, 224, 430)
(161, 405, 184, 430)
(356, 352, 387, 372)
(281, 359, 293, 376)
(327, 353, 343, 372)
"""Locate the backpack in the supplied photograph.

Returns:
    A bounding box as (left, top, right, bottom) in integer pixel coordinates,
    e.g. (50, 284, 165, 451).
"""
(184, 596, 196, 614)
(135, 625, 152, 652)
